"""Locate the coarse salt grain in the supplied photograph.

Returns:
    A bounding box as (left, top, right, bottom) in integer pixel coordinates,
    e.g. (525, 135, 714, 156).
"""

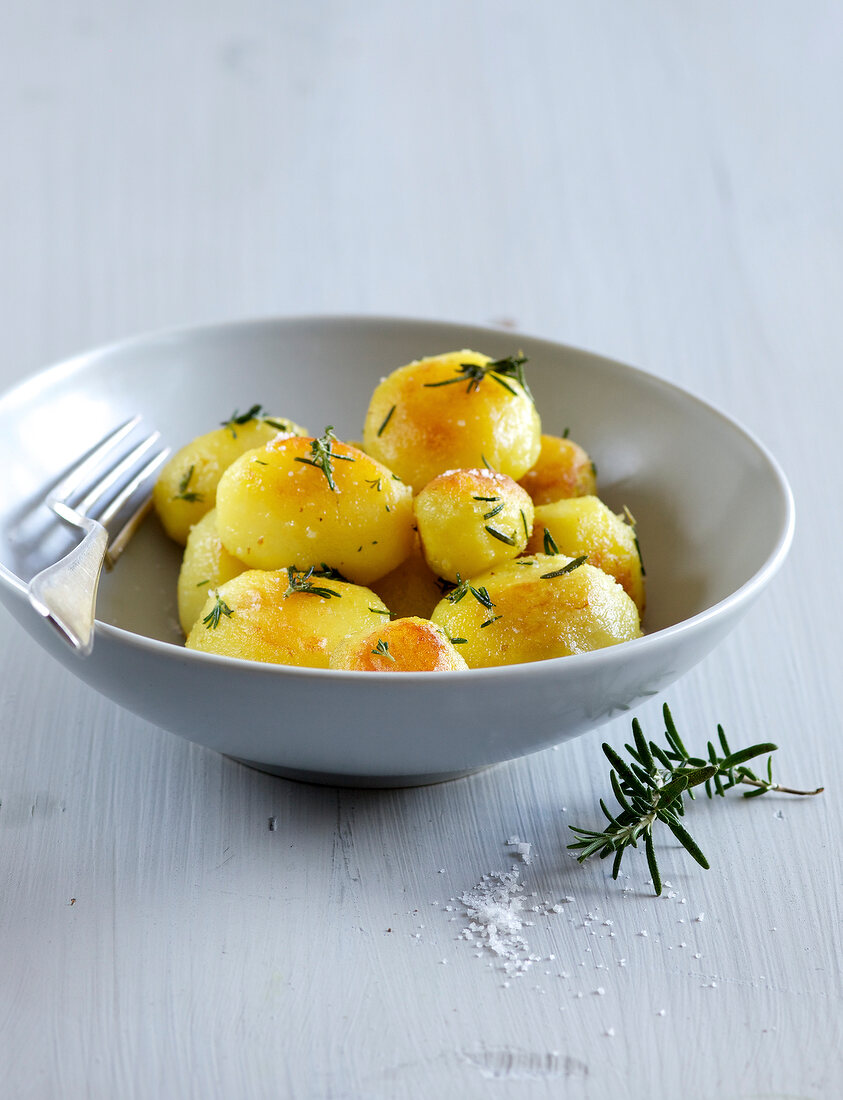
(456, 868, 553, 977)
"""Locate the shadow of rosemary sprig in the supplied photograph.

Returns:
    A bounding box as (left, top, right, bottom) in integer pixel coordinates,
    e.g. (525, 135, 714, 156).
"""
(569, 703, 823, 895)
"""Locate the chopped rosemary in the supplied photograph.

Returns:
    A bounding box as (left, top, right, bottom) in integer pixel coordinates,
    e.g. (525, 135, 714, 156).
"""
(569, 704, 823, 895)
(221, 404, 264, 437)
(483, 503, 505, 520)
(173, 465, 204, 503)
(472, 495, 500, 502)
(479, 615, 502, 628)
(540, 555, 587, 579)
(447, 575, 494, 611)
(294, 427, 354, 491)
(203, 593, 234, 629)
(371, 638, 395, 661)
(562, 426, 570, 439)
(369, 606, 391, 616)
(421, 355, 533, 402)
(366, 477, 383, 492)
(449, 637, 468, 645)
(377, 405, 396, 436)
(283, 565, 342, 599)
(446, 575, 499, 627)
(264, 417, 294, 432)
(485, 525, 517, 546)
(542, 528, 560, 555)
(195, 578, 210, 587)
(520, 508, 529, 540)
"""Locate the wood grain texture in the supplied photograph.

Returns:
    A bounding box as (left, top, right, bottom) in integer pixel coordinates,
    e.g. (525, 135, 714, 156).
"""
(1, 2, 841, 1097)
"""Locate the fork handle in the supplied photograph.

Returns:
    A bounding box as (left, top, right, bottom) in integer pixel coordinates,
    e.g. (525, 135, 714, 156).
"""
(28, 518, 110, 656)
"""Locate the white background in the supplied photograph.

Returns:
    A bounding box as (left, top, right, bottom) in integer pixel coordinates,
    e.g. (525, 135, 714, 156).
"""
(1, 3, 841, 1097)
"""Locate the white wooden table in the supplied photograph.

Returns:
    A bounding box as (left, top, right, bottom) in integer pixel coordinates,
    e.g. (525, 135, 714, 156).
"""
(1, 4, 841, 1097)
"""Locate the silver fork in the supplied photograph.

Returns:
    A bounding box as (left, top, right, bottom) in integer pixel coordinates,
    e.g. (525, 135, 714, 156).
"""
(27, 416, 170, 656)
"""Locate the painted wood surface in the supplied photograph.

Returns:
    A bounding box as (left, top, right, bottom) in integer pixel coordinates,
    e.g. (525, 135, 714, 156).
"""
(1, 3, 841, 1097)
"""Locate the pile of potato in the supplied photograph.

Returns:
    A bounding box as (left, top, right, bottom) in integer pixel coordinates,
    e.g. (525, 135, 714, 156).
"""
(152, 350, 644, 672)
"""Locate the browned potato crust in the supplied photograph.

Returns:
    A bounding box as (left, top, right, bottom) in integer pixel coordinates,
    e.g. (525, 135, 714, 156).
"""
(518, 433, 597, 505)
(329, 618, 468, 672)
(186, 569, 391, 668)
(362, 350, 541, 491)
(430, 554, 641, 668)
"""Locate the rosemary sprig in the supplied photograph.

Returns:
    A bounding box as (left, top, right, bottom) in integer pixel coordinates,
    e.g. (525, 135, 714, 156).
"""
(540, 555, 587, 579)
(371, 638, 395, 662)
(485, 525, 516, 546)
(283, 565, 342, 599)
(221, 404, 264, 437)
(203, 593, 234, 629)
(377, 405, 396, 436)
(173, 464, 204, 502)
(294, 426, 354, 491)
(569, 705, 823, 895)
(446, 574, 500, 627)
(422, 355, 533, 401)
(542, 527, 560, 555)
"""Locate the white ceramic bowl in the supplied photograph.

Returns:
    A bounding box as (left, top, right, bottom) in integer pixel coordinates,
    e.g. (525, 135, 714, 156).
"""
(0, 316, 794, 785)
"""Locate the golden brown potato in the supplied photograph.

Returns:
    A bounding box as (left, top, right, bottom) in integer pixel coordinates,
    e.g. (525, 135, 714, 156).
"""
(413, 468, 534, 583)
(518, 433, 597, 505)
(362, 350, 541, 491)
(369, 533, 446, 620)
(185, 568, 390, 667)
(177, 509, 249, 635)
(329, 617, 468, 672)
(430, 554, 641, 668)
(215, 429, 415, 586)
(525, 496, 645, 614)
(154, 411, 308, 544)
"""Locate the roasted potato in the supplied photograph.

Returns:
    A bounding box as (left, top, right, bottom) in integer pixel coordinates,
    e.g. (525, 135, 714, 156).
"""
(525, 496, 645, 614)
(518, 433, 597, 505)
(176, 509, 249, 634)
(362, 350, 541, 491)
(185, 568, 390, 667)
(329, 617, 468, 672)
(215, 429, 415, 586)
(154, 412, 308, 544)
(369, 533, 445, 620)
(413, 468, 534, 583)
(430, 554, 641, 668)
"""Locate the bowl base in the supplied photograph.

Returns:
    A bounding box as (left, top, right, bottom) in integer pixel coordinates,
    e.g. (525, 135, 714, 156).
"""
(230, 756, 494, 788)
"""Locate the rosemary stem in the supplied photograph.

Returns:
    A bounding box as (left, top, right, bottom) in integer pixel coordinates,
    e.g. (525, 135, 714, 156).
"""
(739, 778, 825, 796)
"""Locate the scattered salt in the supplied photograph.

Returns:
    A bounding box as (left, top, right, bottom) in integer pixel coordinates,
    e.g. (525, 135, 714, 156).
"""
(694, 913, 705, 923)
(456, 868, 552, 977)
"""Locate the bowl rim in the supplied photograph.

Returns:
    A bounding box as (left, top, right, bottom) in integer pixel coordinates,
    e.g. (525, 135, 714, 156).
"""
(0, 311, 796, 681)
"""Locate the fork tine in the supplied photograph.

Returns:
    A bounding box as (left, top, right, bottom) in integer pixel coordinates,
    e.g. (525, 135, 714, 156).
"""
(48, 415, 142, 505)
(72, 430, 163, 518)
(102, 445, 171, 566)
(28, 416, 167, 654)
